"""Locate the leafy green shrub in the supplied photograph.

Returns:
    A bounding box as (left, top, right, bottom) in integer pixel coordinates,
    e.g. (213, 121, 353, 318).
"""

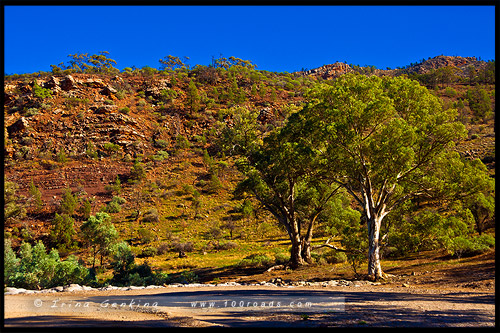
(24, 107, 39, 117)
(236, 253, 272, 268)
(118, 106, 130, 114)
(86, 142, 98, 159)
(206, 173, 222, 193)
(151, 150, 169, 162)
(59, 187, 78, 216)
(32, 82, 52, 100)
(273, 252, 290, 265)
(4, 181, 27, 223)
(110, 241, 169, 286)
(103, 142, 121, 155)
(323, 250, 348, 264)
(448, 234, 495, 258)
(130, 160, 146, 181)
(137, 227, 155, 244)
(51, 255, 90, 286)
(104, 196, 126, 213)
(142, 208, 160, 223)
(175, 135, 191, 150)
(105, 201, 121, 213)
(4, 240, 89, 289)
(138, 247, 158, 258)
(466, 86, 493, 120)
(104, 176, 122, 194)
(28, 179, 43, 211)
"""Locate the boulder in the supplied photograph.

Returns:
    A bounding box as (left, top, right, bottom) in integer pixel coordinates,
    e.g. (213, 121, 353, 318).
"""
(100, 85, 118, 96)
(7, 117, 29, 135)
(63, 284, 83, 292)
(60, 75, 77, 91)
(90, 104, 118, 114)
(44, 76, 62, 92)
(84, 78, 106, 88)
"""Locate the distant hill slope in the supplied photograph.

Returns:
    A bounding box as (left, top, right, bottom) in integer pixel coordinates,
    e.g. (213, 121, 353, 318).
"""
(297, 55, 492, 80)
(3, 55, 495, 269)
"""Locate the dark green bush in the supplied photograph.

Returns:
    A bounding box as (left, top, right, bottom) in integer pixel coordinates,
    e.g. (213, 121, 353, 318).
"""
(110, 242, 169, 286)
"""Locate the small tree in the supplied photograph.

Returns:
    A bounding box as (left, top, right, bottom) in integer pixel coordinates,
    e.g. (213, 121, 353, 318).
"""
(50, 213, 76, 251)
(466, 86, 492, 121)
(186, 79, 200, 115)
(81, 212, 118, 268)
(234, 129, 346, 268)
(4, 181, 26, 224)
(130, 159, 146, 181)
(60, 187, 78, 216)
(28, 179, 43, 211)
(159, 55, 189, 71)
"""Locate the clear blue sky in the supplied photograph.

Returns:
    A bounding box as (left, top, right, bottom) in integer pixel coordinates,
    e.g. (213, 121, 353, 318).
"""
(4, 5, 496, 74)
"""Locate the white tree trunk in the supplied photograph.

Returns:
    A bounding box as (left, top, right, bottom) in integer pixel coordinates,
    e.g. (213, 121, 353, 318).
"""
(367, 214, 383, 280)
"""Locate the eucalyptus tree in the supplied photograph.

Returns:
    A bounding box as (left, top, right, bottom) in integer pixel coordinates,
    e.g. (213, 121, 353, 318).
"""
(234, 127, 348, 268)
(287, 73, 488, 279)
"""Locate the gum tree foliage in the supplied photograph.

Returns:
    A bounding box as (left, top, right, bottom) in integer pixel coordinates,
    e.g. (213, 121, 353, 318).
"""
(234, 126, 353, 268)
(53, 51, 118, 74)
(158, 55, 190, 71)
(282, 73, 493, 279)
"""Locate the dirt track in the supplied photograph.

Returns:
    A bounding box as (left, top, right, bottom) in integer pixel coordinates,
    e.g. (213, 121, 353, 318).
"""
(4, 284, 495, 328)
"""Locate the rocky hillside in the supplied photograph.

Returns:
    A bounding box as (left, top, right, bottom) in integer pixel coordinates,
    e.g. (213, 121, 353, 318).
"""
(3, 55, 495, 278)
(394, 55, 488, 75)
(299, 55, 492, 80)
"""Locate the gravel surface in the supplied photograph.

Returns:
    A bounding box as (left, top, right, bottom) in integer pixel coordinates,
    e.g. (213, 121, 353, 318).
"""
(4, 283, 495, 327)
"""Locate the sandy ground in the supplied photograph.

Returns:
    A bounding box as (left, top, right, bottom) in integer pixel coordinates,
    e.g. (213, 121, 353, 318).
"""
(3, 284, 495, 328)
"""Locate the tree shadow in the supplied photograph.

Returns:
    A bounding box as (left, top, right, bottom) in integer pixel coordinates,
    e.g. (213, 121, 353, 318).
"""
(78, 288, 495, 327)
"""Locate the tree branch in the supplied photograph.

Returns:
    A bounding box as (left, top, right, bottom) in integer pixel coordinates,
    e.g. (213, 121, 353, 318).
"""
(312, 237, 350, 252)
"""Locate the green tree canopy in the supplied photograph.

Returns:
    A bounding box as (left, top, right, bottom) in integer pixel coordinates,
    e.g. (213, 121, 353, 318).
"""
(283, 73, 491, 279)
(81, 212, 118, 269)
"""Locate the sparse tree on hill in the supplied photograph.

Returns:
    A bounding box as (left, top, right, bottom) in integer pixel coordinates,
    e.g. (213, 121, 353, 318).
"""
(186, 79, 200, 115)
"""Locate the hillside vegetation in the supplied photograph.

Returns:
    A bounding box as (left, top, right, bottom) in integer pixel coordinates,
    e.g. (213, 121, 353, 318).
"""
(4, 54, 495, 287)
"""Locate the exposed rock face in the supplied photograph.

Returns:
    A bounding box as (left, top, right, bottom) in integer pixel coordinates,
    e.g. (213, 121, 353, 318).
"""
(90, 104, 118, 114)
(303, 62, 353, 79)
(142, 79, 172, 98)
